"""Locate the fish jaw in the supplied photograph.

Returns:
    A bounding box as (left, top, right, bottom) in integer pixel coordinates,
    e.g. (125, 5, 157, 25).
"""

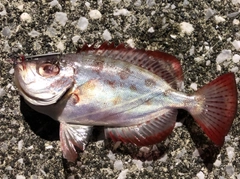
(14, 57, 75, 106)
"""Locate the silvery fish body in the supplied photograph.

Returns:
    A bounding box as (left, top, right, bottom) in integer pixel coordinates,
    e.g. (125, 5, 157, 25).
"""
(14, 43, 238, 162)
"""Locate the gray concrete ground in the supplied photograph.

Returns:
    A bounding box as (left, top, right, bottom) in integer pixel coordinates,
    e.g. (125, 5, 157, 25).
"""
(0, 0, 239, 178)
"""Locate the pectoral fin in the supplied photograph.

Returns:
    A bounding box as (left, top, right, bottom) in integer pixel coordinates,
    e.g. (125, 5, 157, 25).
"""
(60, 123, 93, 162)
(105, 109, 177, 146)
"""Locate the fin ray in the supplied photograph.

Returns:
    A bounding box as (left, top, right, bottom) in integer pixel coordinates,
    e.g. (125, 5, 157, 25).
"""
(105, 109, 178, 146)
(60, 123, 93, 162)
(190, 73, 237, 146)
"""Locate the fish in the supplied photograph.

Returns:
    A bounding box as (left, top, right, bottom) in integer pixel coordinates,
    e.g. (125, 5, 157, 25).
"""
(13, 43, 238, 162)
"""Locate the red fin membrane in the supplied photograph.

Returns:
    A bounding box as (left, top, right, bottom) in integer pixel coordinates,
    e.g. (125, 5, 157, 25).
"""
(60, 123, 93, 162)
(77, 43, 183, 90)
(192, 73, 237, 146)
(105, 109, 178, 146)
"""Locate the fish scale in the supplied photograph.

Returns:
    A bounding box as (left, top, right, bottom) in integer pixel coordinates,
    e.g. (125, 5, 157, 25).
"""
(14, 43, 238, 162)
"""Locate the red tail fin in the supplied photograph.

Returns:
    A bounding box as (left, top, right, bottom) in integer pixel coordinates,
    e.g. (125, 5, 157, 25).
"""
(191, 73, 237, 146)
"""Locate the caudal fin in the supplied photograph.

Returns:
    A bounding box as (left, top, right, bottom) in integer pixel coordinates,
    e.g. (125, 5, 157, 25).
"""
(191, 73, 237, 146)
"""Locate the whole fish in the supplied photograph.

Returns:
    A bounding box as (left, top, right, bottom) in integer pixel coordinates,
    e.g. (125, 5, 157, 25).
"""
(14, 43, 238, 162)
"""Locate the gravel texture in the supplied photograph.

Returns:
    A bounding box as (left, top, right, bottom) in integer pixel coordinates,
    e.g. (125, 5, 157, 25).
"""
(0, 0, 239, 178)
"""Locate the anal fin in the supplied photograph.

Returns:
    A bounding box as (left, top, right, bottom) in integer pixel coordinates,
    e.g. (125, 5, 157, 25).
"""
(60, 123, 93, 162)
(105, 109, 178, 146)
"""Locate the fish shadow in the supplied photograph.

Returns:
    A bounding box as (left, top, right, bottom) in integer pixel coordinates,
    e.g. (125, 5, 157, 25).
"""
(178, 109, 221, 171)
(20, 96, 60, 141)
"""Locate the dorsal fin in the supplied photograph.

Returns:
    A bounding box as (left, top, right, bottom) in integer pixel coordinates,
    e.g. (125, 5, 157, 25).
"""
(77, 43, 183, 90)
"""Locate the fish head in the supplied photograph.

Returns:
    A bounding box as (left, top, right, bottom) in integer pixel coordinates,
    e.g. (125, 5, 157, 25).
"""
(14, 55, 75, 106)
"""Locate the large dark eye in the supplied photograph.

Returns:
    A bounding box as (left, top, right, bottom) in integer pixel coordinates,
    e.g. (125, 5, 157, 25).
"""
(38, 63, 60, 77)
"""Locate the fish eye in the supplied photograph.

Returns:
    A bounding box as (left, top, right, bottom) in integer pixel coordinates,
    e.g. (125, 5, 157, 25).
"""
(38, 63, 60, 77)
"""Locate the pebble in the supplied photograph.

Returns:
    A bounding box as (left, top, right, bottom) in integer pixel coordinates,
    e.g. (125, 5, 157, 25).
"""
(56, 41, 65, 51)
(20, 12, 32, 23)
(16, 175, 26, 179)
(132, 159, 143, 170)
(55, 12, 68, 26)
(117, 169, 128, 179)
(113, 9, 130, 16)
(147, 27, 154, 33)
(72, 35, 80, 44)
(102, 29, 112, 41)
(179, 22, 194, 36)
(196, 171, 205, 179)
(77, 17, 89, 31)
(190, 83, 198, 91)
(214, 15, 225, 23)
(216, 49, 232, 63)
(89, 10, 102, 19)
(146, 0, 155, 7)
(28, 29, 41, 37)
(232, 54, 240, 63)
(226, 165, 234, 176)
(0, 3, 7, 16)
(232, 40, 240, 50)
(0, 88, 5, 98)
(114, 160, 123, 170)
(2, 26, 11, 37)
(226, 146, 235, 162)
(18, 140, 24, 151)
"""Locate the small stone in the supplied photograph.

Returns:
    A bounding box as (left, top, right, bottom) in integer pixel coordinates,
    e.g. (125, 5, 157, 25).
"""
(146, 0, 155, 6)
(179, 22, 194, 36)
(196, 171, 205, 179)
(214, 15, 225, 23)
(132, 159, 143, 170)
(213, 159, 221, 167)
(102, 29, 112, 41)
(0, 3, 7, 16)
(28, 29, 41, 37)
(230, 66, 239, 73)
(72, 35, 80, 44)
(89, 10, 102, 19)
(20, 12, 32, 23)
(77, 17, 89, 31)
(55, 12, 68, 26)
(206, 60, 211, 66)
(113, 9, 131, 16)
(114, 160, 123, 170)
(233, 19, 239, 25)
(18, 140, 24, 151)
(205, 8, 215, 20)
(232, 54, 240, 63)
(126, 39, 135, 48)
(49, 0, 62, 10)
(190, 83, 198, 91)
(147, 27, 154, 33)
(226, 165, 234, 176)
(2, 26, 11, 37)
(107, 151, 116, 161)
(216, 49, 232, 64)
(16, 175, 26, 179)
(117, 169, 128, 179)
(134, 0, 141, 6)
(232, 40, 240, 50)
(9, 68, 14, 74)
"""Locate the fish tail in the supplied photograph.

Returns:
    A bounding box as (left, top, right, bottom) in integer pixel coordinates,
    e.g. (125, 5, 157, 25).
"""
(189, 73, 237, 146)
